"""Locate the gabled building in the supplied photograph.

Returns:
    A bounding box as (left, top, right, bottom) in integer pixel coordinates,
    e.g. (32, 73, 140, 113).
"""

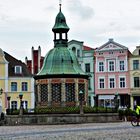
(95, 39, 130, 108)
(129, 46, 140, 109)
(68, 40, 95, 106)
(0, 48, 34, 113)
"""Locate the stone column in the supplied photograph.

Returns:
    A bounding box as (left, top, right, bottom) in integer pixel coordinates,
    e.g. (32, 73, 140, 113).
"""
(85, 79, 88, 106)
(75, 79, 79, 106)
(37, 81, 41, 104)
(47, 79, 52, 106)
(61, 79, 66, 107)
(130, 94, 134, 109)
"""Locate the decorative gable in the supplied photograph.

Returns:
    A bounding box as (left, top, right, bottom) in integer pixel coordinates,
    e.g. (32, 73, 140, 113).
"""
(103, 43, 120, 50)
(96, 39, 128, 52)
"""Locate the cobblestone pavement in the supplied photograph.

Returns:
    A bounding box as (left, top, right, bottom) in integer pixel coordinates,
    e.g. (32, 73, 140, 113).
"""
(0, 122, 140, 140)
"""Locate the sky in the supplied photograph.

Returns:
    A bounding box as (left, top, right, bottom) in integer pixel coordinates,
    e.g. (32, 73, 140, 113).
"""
(0, 0, 140, 62)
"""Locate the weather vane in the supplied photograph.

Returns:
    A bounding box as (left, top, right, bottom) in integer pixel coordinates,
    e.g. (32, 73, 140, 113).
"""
(59, 0, 62, 11)
(59, 0, 62, 6)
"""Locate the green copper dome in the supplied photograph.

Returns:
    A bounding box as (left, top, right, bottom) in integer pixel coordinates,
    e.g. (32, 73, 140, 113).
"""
(37, 47, 85, 76)
(52, 9, 69, 32)
(35, 4, 88, 79)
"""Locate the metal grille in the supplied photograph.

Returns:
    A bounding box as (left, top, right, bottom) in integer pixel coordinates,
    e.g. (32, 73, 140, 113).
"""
(51, 83, 61, 102)
(35, 85, 38, 103)
(78, 83, 85, 101)
(65, 83, 75, 102)
(40, 84, 48, 102)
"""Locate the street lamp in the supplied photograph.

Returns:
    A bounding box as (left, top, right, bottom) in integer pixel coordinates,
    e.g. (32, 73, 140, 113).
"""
(7, 96, 11, 109)
(0, 88, 3, 95)
(7, 96, 11, 114)
(19, 93, 23, 115)
(79, 90, 84, 115)
(114, 92, 119, 111)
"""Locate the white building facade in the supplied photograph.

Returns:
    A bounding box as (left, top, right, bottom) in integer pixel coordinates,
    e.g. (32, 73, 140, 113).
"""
(68, 40, 95, 106)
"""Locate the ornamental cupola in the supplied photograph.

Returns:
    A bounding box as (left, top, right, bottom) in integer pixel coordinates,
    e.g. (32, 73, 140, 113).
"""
(36, 3, 88, 78)
(34, 2, 88, 108)
(52, 3, 69, 48)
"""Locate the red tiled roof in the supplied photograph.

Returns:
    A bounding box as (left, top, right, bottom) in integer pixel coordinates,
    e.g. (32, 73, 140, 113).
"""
(83, 46, 94, 51)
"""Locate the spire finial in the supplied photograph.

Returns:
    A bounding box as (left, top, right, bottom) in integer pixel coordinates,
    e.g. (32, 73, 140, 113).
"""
(59, 0, 62, 12)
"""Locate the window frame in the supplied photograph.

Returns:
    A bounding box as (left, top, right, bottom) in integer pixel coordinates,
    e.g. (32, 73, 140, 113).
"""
(133, 60, 139, 70)
(15, 65, 22, 74)
(99, 62, 104, 72)
(22, 82, 28, 91)
(109, 78, 115, 88)
(119, 77, 126, 88)
(134, 77, 140, 87)
(85, 63, 90, 73)
(99, 78, 105, 89)
(11, 101, 17, 110)
(119, 60, 125, 71)
(11, 82, 17, 91)
(108, 60, 115, 72)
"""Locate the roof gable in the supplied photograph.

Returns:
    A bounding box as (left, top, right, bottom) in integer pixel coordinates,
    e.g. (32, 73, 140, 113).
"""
(83, 46, 94, 51)
(4, 52, 32, 77)
(68, 40, 83, 46)
(96, 39, 128, 52)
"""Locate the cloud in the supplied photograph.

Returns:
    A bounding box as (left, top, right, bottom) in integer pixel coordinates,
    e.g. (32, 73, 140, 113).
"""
(67, 0, 94, 20)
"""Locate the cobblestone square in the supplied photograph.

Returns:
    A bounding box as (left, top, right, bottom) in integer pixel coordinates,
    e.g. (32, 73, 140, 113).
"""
(0, 122, 140, 140)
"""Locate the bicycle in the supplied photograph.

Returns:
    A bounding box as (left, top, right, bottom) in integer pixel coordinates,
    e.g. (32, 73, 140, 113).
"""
(131, 115, 139, 127)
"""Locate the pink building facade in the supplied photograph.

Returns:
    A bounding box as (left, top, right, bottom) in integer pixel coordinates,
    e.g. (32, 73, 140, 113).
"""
(95, 39, 130, 108)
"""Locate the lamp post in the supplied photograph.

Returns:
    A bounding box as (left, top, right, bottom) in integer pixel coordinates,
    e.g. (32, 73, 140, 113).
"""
(7, 96, 11, 114)
(114, 92, 119, 111)
(19, 93, 23, 115)
(0, 88, 3, 95)
(79, 90, 84, 115)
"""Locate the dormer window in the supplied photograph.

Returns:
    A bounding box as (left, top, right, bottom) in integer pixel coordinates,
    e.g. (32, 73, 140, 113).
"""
(15, 66, 22, 74)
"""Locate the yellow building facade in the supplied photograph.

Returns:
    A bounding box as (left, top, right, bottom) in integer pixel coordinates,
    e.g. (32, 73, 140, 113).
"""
(129, 46, 140, 109)
(0, 48, 34, 113)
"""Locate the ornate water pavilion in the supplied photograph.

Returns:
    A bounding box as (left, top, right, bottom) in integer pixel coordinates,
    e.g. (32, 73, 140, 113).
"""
(34, 3, 89, 107)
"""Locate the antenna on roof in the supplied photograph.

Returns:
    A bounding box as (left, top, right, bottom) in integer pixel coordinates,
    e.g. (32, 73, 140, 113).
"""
(59, 0, 62, 11)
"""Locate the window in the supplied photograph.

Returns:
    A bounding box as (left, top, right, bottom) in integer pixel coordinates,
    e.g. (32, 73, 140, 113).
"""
(99, 78, 104, 89)
(99, 52, 103, 55)
(85, 63, 90, 72)
(22, 101, 28, 109)
(109, 51, 113, 54)
(77, 50, 80, 57)
(120, 51, 124, 53)
(22, 82, 28, 91)
(11, 82, 17, 91)
(120, 77, 126, 88)
(15, 66, 22, 74)
(11, 101, 17, 110)
(120, 61, 125, 71)
(134, 77, 140, 87)
(133, 60, 139, 70)
(108, 61, 115, 71)
(99, 62, 104, 72)
(109, 78, 115, 88)
(72, 47, 76, 54)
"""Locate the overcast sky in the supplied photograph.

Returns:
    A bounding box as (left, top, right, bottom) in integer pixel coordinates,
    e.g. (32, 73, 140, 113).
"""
(0, 0, 140, 61)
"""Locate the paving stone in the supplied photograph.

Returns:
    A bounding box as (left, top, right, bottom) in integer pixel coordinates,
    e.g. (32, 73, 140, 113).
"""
(0, 122, 139, 140)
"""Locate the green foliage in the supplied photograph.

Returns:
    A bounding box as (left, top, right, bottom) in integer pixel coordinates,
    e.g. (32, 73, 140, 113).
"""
(11, 109, 19, 115)
(7, 106, 117, 115)
(84, 106, 116, 113)
(34, 106, 80, 114)
(34, 106, 116, 114)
